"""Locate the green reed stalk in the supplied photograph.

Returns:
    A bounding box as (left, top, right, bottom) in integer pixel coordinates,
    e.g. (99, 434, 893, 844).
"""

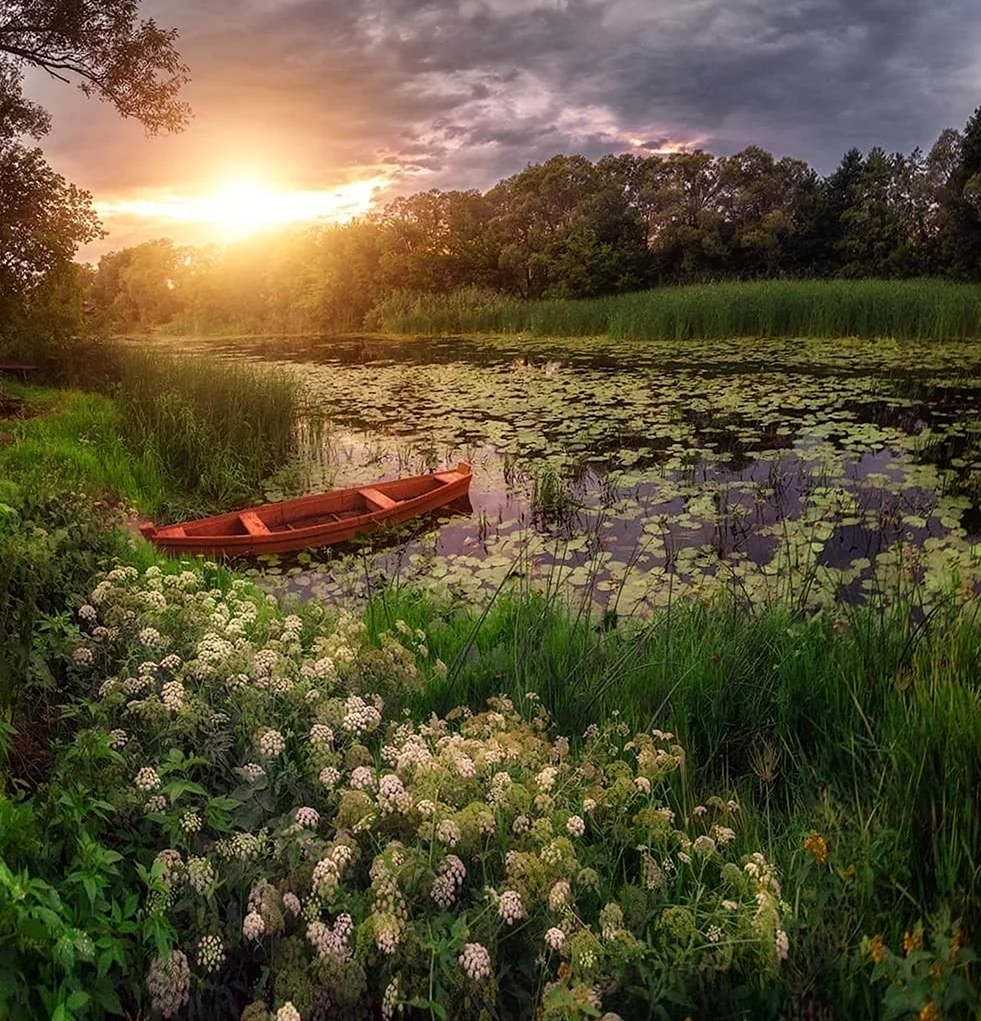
(371, 279, 981, 341)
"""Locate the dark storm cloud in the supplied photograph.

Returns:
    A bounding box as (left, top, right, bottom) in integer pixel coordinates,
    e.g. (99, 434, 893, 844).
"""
(26, 0, 981, 246)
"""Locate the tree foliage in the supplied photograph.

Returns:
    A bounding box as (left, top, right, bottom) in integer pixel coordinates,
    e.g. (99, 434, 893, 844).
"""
(0, 0, 190, 135)
(88, 107, 981, 335)
(0, 0, 188, 365)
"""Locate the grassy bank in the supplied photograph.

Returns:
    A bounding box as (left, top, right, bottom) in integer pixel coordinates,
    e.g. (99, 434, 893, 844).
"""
(3, 544, 978, 1019)
(0, 350, 301, 516)
(0, 386, 169, 512)
(367, 279, 981, 341)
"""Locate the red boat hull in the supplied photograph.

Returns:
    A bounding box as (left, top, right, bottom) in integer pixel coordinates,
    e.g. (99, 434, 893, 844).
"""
(140, 463, 472, 557)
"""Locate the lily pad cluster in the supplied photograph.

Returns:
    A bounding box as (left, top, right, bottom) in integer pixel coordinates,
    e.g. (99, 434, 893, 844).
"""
(171, 334, 981, 615)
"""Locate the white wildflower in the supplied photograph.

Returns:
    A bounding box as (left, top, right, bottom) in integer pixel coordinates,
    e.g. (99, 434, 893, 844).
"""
(458, 942, 491, 981)
(256, 728, 286, 757)
(309, 723, 334, 744)
(295, 806, 320, 829)
(545, 927, 565, 951)
(186, 856, 214, 893)
(139, 627, 162, 647)
(243, 911, 265, 941)
(378, 773, 411, 814)
(134, 766, 161, 792)
(713, 825, 736, 846)
(146, 950, 190, 1018)
(197, 933, 225, 972)
(161, 680, 185, 711)
(548, 880, 572, 911)
(566, 815, 586, 837)
(497, 890, 526, 925)
(350, 766, 376, 791)
(436, 819, 461, 846)
(382, 976, 403, 1020)
(180, 811, 202, 834)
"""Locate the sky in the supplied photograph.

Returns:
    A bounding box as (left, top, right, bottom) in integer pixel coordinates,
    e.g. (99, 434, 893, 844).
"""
(24, 0, 981, 260)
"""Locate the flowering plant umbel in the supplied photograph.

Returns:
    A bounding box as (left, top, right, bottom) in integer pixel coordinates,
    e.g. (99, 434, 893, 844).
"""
(69, 563, 791, 1019)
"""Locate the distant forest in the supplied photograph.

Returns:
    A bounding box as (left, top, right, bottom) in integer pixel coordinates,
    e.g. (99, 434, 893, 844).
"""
(89, 107, 981, 335)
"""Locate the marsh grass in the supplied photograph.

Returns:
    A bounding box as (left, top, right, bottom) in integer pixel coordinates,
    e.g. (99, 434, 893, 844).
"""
(113, 348, 299, 511)
(370, 279, 981, 341)
(364, 286, 525, 334)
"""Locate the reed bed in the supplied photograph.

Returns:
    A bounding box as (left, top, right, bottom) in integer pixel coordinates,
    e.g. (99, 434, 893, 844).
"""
(112, 348, 299, 510)
(369, 279, 981, 341)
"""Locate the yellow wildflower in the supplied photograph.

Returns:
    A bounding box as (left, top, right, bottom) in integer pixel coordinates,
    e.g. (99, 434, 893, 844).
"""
(869, 934, 887, 964)
(903, 928, 923, 955)
(918, 1001, 938, 1021)
(803, 831, 828, 866)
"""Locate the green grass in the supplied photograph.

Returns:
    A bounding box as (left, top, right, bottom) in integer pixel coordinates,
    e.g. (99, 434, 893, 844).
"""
(365, 584, 981, 970)
(112, 347, 300, 512)
(0, 387, 168, 511)
(0, 348, 303, 518)
(368, 279, 981, 341)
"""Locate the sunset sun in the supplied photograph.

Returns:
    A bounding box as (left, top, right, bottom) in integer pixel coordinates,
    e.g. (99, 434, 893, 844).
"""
(93, 173, 387, 244)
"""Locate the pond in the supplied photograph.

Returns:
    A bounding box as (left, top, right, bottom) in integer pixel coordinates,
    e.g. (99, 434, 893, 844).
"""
(172, 333, 981, 615)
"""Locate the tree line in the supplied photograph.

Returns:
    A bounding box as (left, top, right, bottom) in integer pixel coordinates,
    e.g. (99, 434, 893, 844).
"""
(87, 111, 981, 335)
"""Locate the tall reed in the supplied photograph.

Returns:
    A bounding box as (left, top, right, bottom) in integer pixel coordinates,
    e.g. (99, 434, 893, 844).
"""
(370, 278, 981, 341)
(113, 348, 299, 511)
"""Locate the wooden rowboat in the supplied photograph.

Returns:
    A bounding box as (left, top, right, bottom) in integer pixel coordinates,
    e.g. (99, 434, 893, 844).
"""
(139, 462, 472, 557)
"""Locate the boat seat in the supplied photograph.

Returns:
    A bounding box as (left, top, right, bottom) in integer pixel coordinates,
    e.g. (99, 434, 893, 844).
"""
(239, 511, 270, 535)
(359, 487, 398, 511)
(435, 471, 466, 484)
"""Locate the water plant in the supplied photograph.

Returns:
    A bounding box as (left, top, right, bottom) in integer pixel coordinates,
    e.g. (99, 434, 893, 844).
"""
(368, 279, 981, 343)
(112, 348, 300, 510)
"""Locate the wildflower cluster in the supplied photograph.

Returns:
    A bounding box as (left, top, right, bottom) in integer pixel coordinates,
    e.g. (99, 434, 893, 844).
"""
(863, 913, 980, 1020)
(69, 564, 790, 1020)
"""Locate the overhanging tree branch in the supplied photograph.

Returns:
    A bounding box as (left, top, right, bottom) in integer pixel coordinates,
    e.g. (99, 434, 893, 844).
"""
(0, 1, 191, 135)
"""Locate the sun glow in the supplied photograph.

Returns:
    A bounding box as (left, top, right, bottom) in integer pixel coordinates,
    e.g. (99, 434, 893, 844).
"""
(94, 174, 388, 241)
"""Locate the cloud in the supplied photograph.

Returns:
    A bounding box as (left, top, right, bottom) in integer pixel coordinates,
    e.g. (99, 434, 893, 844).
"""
(22, 0, 981, 255)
